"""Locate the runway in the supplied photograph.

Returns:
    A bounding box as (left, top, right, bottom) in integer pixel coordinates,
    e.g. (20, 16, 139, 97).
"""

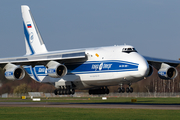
(1, 102, 180, 110)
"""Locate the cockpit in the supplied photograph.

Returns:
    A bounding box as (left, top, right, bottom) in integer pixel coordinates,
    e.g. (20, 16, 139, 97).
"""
(122, 47, 137, 53)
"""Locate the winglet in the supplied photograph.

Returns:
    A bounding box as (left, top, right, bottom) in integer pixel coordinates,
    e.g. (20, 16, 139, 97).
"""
(21, 5, 48, 55)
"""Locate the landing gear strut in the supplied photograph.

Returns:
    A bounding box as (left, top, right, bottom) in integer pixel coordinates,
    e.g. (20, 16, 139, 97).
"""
(54, 86, 75, 95)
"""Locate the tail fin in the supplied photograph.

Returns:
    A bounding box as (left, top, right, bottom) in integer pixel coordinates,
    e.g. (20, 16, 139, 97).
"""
(21, 5, 48, 55)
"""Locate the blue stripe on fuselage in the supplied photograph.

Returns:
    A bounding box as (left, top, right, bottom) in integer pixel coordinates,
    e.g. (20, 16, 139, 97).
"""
(23, 60, 139, 77)
(23, 65, 40, 82)
(66, 60, 139, 74)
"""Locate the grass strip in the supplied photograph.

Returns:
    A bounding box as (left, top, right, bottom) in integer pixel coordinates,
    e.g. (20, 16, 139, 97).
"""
(0, 107, 180, 120)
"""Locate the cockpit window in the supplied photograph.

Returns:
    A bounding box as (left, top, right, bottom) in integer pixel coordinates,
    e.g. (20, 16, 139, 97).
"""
(122, 48, 137, 53)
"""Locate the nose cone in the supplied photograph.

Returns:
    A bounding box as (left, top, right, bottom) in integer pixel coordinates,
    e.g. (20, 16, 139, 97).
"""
(138, 60, 149, 77)
(137, 55, 150, 77)
(131, 53, 149, 78)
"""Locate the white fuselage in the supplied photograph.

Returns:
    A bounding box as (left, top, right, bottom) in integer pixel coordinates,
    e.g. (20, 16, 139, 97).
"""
(26, 45, 150, 89)
(70, 45, 149, 89)
(77, 45, 149, 89)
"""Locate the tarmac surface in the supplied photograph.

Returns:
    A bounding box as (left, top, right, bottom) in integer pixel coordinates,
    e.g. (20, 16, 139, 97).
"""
(1, 102, 180, 109)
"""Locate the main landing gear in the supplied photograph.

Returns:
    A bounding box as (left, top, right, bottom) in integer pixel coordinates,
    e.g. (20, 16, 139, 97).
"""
(89, 87, 109, 95)
(118, 83, 133, 93)
(54, 86, 75, 95)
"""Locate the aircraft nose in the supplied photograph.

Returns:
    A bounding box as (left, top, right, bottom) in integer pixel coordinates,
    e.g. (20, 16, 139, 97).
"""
(138, 56, 150, 77)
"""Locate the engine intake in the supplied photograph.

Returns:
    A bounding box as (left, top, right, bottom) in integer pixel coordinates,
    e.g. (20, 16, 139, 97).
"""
(147, 64, 153, 77)
(4, 63, 25, 80)
(46, 61, 67, 78)
(158, 63, 177, 80)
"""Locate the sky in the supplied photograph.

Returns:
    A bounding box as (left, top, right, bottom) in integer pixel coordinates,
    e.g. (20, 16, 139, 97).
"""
(0, 0, 180, 60)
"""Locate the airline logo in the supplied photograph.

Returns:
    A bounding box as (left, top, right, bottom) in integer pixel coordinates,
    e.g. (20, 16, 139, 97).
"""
(158, 71, 166, 76)
(47, 69, 56, 74)
(23, 65, 47, 76)
(5, 71, 13, 76)
(92, 62, 112, 71)
(27, 24, 32, 28)
(30, 32, 34, 43)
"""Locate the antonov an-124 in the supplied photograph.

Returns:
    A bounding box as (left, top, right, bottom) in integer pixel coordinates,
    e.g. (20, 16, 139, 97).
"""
(1, 5, 180, 95)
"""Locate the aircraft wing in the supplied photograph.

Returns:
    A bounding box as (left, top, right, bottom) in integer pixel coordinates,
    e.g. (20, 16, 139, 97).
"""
(0, 50, 86, 65)
(143, 55, 180, 69)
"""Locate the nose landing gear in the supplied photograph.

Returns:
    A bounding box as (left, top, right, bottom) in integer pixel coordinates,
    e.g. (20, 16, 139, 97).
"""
(126, 83, 133, 93)
(118, 83, 133, 93)
(126, 87, 133, 93)
(118, 84, 125, 93)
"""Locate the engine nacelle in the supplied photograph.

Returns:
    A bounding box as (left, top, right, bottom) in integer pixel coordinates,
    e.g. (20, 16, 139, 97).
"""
(4, 63, 25, 80)
(147, 64, 153, 77)
(46, 61, 67, 78)
(158, 63, 178, 80)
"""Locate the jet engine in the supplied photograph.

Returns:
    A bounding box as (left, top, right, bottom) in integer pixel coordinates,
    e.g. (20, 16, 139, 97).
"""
(158, 63, 177, 80)
(46, 61, 67, 78)
(4, 63, 25, 80)
(147, 64, 153, 77)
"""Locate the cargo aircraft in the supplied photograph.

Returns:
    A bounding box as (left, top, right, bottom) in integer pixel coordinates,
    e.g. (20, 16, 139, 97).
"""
(1, 5, 180, 95)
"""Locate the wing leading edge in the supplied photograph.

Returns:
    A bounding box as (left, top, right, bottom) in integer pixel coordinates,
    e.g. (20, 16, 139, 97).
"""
(144, 56, 180, 66)
(0, 50, 86, 65)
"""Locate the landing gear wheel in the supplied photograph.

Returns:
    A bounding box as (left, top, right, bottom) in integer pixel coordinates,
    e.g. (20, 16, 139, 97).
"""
(89, 90, 92, 95)
(118, 87, 125, 93)
(54, 89, 58, 95)
(118, 88, 121, 93)
(66, 89, 70, 95)
(105, 88, 109, 94)
(58, 87, 62, 95)
(121, 87, 125, 93)
(126, 87, 130, 93)
(106, 89, 109, 94)
(64, 89, 68, 95)
(62, 88, 65, 95)
(71, 89, 75, 95)
(129, 87, 133, 93)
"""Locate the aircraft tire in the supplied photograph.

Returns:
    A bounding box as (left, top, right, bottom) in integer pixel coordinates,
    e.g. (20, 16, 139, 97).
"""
(118, 88, 121, 93)
(54, 89, 58, 95)
(59, 89, 62, 95)
(63, 88, 66, 95)
(88, 90, 92, 95)
(105, 89, 109, 94)
(129, 87, 133, 93)
(64, 89, 68, 94)
(71, 89, 75, 95)
(66, 89, 70, 95)
(126, 87, 130, 93)
(121, 87, 125, 93)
